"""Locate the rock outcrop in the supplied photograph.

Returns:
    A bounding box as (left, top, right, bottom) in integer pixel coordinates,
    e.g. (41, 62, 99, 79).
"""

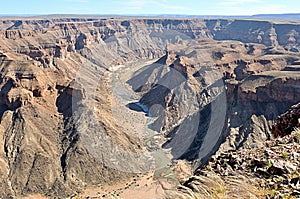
(0, 17, 300, 198)
(181, 125, 300, 199)
(272, 103, 300, 137)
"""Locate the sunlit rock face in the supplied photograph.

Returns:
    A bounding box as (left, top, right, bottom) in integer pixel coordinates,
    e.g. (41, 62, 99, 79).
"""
(0, 17, 299, 198)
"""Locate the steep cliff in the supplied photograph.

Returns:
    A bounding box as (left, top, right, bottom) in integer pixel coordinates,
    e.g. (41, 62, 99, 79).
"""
(272, 102, 300, 137)
(0, 17, 299, 198)
(127, 39, 300, 166)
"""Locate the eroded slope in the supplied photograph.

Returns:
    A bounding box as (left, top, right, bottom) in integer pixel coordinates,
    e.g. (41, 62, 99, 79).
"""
(0, 17, 299, 198)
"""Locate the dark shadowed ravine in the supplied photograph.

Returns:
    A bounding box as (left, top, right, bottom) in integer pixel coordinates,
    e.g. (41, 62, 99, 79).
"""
(0, 17, 299, 198)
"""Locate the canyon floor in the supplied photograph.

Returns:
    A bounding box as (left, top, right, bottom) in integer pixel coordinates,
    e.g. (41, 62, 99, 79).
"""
(0, 16, 299, 198)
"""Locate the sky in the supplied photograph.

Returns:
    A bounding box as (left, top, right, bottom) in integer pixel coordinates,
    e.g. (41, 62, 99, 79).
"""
(0, 0, 299, 16)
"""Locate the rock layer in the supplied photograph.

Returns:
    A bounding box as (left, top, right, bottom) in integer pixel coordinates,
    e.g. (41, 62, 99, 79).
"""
(272, 103, 300, 137)
(0, 17, 300, 198)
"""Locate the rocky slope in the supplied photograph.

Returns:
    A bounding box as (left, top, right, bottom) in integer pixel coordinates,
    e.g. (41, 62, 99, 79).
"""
(0, 17, 299, 198)
(272, 103, 300, 137)
(180, 103, 300, 199)
(129, 39, 300, 167)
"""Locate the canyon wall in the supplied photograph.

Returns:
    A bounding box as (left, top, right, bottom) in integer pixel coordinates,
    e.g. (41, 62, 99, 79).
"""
(0, 17, 300, 198)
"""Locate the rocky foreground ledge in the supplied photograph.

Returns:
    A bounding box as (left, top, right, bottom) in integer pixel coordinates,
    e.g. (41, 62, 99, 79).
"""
(180, 103, 300, 199)
(272, 103, 300, 137)
(0, 17, 300, 198)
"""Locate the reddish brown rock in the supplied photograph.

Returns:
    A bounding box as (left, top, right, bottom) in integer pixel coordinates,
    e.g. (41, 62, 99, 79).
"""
(272, 103, 300, 137)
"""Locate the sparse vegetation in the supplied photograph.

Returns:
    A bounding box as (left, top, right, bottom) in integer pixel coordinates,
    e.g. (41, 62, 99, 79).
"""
(294, 128, 300, 142)
(281, 152, 289, 159)
(2, 15, 300, 199)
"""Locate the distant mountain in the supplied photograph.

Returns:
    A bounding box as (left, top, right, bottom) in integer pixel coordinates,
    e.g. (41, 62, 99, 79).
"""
(128, 13, 300, 20)
(1, 13, 300, 20)
(155, 14, 300, 20)
(252, 13, 300, 20)
(148, 14, 250, 19)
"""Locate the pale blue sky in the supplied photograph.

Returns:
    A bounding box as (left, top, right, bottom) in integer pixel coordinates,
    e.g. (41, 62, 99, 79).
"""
(0, 0, 299, 16)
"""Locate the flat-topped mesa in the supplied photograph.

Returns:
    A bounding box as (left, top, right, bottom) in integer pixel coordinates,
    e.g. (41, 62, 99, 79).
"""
(1, 17, 300, 198)
(1, 18, 300, 51)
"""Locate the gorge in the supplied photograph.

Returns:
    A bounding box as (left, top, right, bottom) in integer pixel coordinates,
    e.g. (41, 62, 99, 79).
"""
(0, 17, 299, 198)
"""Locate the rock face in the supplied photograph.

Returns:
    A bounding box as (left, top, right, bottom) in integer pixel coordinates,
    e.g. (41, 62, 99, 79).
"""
(272, 103, 300, 137)
(180, 128, 300, 199)
(127, 39, 300, 167)
(220, 70, 300, 152)
(0, 17, 299, 198)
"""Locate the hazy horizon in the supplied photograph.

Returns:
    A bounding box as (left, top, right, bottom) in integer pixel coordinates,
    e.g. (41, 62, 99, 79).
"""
(0, 0, 299, 16)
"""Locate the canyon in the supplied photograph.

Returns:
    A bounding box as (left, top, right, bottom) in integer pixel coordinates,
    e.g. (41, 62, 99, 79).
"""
(0, 16, 299, 198)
